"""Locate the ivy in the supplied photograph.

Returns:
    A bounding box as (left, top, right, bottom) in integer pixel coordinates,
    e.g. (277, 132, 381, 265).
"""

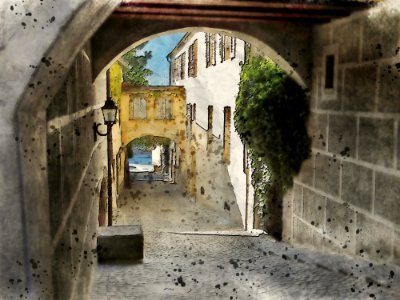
(234, 55, 311, 239)
(110, 63, 123, 103)
(130, 136, 171, 152)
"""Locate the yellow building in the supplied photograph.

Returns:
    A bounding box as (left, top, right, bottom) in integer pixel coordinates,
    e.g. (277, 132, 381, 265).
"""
(119, 85, 190, 189)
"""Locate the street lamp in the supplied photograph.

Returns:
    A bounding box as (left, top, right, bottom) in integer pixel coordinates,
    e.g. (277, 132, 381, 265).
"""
(94, 94, 118, 226)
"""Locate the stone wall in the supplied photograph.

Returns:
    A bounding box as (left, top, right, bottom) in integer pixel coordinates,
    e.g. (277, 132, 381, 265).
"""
(0, 1, 120, 298)
(46, 44, 108, 299)
(285, 2, 400, 266)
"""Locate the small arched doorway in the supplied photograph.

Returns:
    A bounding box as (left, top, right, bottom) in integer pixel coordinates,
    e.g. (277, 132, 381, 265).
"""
(126, 135, 175, 182)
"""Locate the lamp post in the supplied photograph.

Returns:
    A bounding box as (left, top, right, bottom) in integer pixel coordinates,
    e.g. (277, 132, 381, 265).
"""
(93, 72, 118, 226)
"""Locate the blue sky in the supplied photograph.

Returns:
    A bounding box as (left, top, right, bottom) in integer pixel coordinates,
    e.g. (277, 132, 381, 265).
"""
(136, 32, 186, 86)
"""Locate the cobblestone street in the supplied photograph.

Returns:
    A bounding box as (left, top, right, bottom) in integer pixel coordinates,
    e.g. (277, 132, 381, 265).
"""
(90, 182, 400, 299)
(90, 231, 400, 299)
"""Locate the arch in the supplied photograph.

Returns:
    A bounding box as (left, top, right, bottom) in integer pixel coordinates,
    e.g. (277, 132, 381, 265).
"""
(92, 22, 311, 88)
(124, 134, 176, 149)
(13, 3, 313, 295)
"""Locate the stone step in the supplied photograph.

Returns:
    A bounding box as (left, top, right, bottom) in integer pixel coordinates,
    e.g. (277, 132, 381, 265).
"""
(97, 225, 144, 262)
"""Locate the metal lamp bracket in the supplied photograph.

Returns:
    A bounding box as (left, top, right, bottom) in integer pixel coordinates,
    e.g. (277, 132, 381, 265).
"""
(93, 122, 111, 141)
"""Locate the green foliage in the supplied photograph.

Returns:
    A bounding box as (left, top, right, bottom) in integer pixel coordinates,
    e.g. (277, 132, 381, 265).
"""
(122, 43, 153, 86)
(130, 136, 171, 153)
(234, 55, 311, 236)
(250, 153, 272, 216)
(110, 63, 122, 103)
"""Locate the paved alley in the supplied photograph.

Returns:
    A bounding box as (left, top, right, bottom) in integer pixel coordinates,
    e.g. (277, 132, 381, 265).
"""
(112, 180, 243, 232)
(90, 230, 400, 299)
(90, 181, 400, 299)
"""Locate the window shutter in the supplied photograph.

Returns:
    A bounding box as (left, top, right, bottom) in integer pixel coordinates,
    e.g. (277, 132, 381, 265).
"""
(180, 53, 186, 80)
(193, 39, 198, 77)
(129, 97, 134, 120)
(165, 98, 172, 119)
(133, 97, 140, 119)
(224, 36, 231, 61)
(157, 98, 165, 119)
(205, 33, 210, 68)
(230, 37, 236, 59)
(219, 34, 224, 63)
(139, 97, 147, 119)
(131, 96, 146, 119)
(211, 34, 216, 66)
(188, 44, 193, 77)
(173, 58, 179, 82)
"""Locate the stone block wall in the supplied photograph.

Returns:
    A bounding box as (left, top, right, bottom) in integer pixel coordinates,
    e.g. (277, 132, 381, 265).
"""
(46, 44, 107, 299)
(285, 3, 400, 266)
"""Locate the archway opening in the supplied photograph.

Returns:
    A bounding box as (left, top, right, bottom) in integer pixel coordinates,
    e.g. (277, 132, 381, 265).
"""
(102, 28, 309, 237)
(127, 135, 174, 182)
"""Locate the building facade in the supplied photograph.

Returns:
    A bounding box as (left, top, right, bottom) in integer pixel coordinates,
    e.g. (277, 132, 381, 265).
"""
(119, 85, 190, 187)
(168, 32, 255, 229)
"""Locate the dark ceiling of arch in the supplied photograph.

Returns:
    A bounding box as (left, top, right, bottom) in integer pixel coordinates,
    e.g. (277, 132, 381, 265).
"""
(116, 0, 372, 23)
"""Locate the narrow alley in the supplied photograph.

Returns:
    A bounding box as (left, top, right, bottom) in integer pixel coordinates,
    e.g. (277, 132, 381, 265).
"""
(90, 179, 400, 299)
(112, 180, 243, 233)
(3, 1, 400, 299)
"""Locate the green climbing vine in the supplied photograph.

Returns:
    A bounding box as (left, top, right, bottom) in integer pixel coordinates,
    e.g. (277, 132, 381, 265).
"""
(234, 55, 311, 239)
(130, 136, 171, 152)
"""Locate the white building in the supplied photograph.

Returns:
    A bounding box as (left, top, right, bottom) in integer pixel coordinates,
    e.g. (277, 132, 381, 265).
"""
(168, 32, 255, 230)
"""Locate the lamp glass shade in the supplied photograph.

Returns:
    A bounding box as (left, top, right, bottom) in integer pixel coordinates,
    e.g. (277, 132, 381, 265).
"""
(101, 98, 118, 124)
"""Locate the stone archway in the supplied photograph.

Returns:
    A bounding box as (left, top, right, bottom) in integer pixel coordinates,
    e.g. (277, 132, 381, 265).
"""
(92, 23, 310, 88)
(15, 16, 310, 298)
(8, 1, 367, 298)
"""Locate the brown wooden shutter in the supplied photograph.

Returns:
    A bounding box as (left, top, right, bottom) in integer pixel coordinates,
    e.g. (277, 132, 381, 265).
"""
(188, 44, 193, 77)
(205, 33, 210, 67)
(165, 98, 172, 119)
(230, 37, 236, 59)
(219, 34, 224, 63)
(193, 39, 198, 77)
(224, 36, 231, 61)
(129, 96, 134, 120)
(139, 97, 147, 119)
(180, 53, 185, 79)
(211, 34, 216, 65)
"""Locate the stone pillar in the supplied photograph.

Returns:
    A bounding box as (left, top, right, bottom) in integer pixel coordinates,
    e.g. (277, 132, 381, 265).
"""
(207, 105, 213, 151)
(223, 106, 231, 164)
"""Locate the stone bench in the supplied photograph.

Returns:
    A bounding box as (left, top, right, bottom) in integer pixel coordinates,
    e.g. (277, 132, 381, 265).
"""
(97, 225, 144, 262)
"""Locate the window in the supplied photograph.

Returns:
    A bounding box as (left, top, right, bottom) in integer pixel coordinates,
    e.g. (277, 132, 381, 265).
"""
(157, 97, 173, 119)
(322, 44, 338, 101)
(325, 55, 335, 89)
(188, 39, 198, 78)
(205, 33, 216, 67)
(129, 96, 147, 119)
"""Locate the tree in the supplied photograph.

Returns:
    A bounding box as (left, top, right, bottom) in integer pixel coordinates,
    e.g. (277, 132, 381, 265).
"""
(234, 55, 311, 240)
(122, 43, 153, 86)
